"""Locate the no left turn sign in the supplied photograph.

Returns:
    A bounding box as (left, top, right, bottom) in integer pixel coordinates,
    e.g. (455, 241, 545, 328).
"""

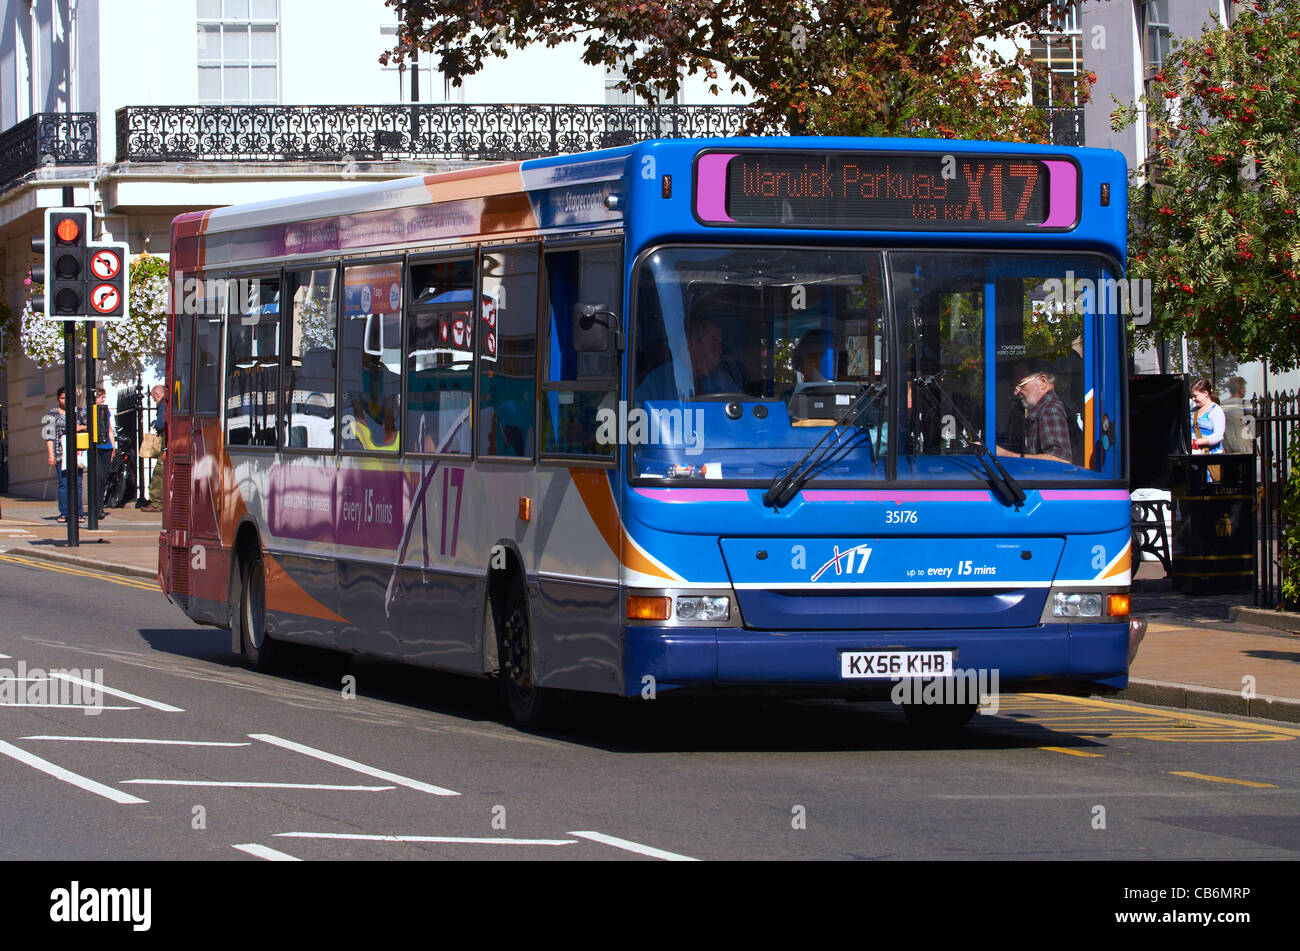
(90, 248, 123, 280)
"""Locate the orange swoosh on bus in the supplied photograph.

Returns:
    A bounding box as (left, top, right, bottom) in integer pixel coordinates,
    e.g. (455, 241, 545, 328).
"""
(262, 551, 350, 625)
(1098, 542, 1131, 581)
(569, 468, 677, 582)
(423, 163, 524, 202)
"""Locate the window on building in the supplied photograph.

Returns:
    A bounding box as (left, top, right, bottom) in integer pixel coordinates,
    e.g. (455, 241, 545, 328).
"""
(198, 0, 280, 105)
(1029, 0, 1085, 147)
(1141, 0, 1174, 164)
(1142, 0, 1173, 73)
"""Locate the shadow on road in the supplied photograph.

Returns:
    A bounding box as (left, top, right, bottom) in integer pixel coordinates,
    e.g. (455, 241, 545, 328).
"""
(136, 624, 1104, 754)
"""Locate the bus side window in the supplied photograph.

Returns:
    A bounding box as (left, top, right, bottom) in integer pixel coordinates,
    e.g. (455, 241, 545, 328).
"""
(540, 246, 619, 459)
(339, 262, 402, 453)
(407, 256, 475, 455)
(478, 246, 538, 459)
(225, 274, 281, 448)
(173, 313, 194, 417)
(193, 278, 225, 417)
(283, 267, 339, 451)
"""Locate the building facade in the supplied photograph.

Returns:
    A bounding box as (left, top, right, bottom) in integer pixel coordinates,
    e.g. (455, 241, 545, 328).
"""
(0, 0, 746, 498)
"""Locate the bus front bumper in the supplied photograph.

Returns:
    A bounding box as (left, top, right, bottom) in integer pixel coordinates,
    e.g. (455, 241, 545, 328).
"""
(623, 622, 1132, 698)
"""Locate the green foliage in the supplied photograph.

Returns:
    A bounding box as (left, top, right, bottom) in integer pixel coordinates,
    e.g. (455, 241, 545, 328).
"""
(1113, 2, 1300, 371)
(382, 1, 1084, 140)
(1283, 436, 1300, 609)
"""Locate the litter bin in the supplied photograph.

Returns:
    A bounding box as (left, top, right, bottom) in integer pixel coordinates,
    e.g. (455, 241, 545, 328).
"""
(1169, 453, 1256, 594)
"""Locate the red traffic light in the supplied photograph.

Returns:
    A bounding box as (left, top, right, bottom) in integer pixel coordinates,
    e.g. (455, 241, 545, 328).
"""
(55, 216, 82, 244)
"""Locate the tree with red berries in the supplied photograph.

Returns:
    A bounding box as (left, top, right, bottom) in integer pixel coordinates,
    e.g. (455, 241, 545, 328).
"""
(381, 1, 1087, 142)
(1113, 1, 1300, 371)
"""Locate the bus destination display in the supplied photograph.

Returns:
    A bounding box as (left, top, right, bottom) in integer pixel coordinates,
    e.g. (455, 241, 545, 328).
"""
(696, 151, 1065, 230)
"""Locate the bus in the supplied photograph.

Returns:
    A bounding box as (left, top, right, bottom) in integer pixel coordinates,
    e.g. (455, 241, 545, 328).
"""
(159, 137, 1142, 730)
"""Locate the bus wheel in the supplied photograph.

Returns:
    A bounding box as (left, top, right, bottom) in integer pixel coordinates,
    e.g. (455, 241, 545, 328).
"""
(239, 551, 280, 672)
(498, 580, 554, 730)
(902, 701, 979, 732)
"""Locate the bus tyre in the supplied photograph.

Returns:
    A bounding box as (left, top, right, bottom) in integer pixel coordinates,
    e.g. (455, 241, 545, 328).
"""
(239, 551, 280, 672)
(902, 701, 979, 732)
(498, 580, 555, 731)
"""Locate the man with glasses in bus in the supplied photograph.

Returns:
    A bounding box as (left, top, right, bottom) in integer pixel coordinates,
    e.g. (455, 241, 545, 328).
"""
(997, 359, 1075, 465)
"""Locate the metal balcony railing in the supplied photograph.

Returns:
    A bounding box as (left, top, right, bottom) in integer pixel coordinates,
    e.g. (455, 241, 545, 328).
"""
(1046, 106, 1085, 148)
(116, 103, 752, 163)
(0, 113, 98, 192)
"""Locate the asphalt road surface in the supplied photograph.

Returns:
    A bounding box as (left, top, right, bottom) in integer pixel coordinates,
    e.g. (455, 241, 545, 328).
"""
(1, 554, 1297, 863)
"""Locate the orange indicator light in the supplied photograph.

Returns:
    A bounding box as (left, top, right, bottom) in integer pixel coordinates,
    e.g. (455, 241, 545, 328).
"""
(1108, 594, 1131, 617)
(627, 596, 671, 621)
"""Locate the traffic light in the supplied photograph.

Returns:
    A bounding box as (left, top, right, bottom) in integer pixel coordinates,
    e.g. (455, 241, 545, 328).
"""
(86, 242, 129, 319)
(42, 208, 92, 317)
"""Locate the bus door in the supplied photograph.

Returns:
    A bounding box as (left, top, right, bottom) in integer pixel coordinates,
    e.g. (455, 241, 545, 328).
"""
(162, 305, 196, 606)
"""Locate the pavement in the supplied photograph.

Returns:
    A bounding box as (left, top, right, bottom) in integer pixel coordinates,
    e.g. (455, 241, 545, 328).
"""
(2, 493, 1299, 724)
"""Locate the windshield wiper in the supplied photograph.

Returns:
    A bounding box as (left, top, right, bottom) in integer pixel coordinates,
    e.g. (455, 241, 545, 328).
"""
(910, 374, 1026, 509)
(763, 383, 886, 509)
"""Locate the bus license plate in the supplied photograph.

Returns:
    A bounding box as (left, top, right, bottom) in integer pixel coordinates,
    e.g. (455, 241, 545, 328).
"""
(840, 650, 956, 679)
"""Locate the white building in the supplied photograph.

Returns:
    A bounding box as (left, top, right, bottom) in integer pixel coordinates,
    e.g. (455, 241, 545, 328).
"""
(0, 0, 747, 498)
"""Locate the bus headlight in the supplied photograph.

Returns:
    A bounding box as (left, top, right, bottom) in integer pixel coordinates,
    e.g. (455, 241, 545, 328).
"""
(675, 596, 731, 622)
(1053, 592, 1103, 618)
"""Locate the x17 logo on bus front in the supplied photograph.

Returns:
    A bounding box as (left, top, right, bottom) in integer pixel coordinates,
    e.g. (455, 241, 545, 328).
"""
(810, 544, 873, 581)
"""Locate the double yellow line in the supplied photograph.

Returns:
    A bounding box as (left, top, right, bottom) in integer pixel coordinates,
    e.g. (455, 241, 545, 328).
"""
(0, 552, 159, 592)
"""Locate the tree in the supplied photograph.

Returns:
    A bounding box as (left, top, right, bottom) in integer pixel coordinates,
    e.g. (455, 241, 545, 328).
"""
(381, 0, 1087, 141)
(1113, 2, 1300, 371)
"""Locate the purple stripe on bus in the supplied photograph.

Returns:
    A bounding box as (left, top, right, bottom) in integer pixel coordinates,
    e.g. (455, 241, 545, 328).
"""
(634, 487, 750, 502)
(1042, 160, 1078, 228)
(694, 153, 737, 222)
(800, 490, 990, 502)
(1038, 489, 1130, 501)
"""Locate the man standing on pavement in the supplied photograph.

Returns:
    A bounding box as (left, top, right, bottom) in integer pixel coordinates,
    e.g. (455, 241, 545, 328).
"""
(141, 384, 167, 512)
(41, 387, 87, 523)
(93, 388, 116, 519)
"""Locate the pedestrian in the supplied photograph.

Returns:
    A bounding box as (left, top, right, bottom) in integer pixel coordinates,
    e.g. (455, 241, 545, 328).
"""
(1190, 378, 1226, 455)
(1190, 378, 1226, 482)
(1220, 376, 1250, 454)
(40, 387, 87, 523)
(141, 384, 167, 511)
(93, 387, 116, 519)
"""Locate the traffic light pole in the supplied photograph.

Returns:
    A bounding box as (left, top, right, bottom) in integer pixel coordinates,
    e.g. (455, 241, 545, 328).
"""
(84, 320, 97, 531)
(63, 323, 78, 547)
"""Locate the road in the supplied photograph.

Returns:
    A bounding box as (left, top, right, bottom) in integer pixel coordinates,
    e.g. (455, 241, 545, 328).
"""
(1, 554, 1297, 863)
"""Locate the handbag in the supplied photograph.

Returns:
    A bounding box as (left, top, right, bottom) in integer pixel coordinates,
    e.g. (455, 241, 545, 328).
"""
(140, 430, 163, 459)
(76, 449, 88, 470)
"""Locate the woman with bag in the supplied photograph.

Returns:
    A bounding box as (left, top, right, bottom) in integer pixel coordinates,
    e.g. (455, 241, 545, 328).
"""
(1190, 378, 1225, 481)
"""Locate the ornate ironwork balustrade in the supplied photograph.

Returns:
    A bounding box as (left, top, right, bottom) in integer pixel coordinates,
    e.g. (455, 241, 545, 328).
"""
(116, 104, 752, 163)
(0, 113, 98, 192)
(1046, 107, 1085, 148)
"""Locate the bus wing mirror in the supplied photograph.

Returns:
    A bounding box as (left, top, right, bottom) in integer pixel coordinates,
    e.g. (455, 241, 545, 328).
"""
(572, 302, 621, 352)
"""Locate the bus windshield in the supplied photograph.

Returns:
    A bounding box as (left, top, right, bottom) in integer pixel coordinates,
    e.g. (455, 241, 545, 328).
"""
(632, 246, 887, 483)
(633, 246, 1116, 484)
